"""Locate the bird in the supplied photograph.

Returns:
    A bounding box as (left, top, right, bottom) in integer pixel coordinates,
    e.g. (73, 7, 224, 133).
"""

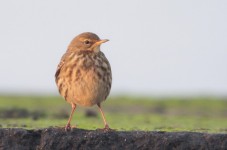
(55, 32, 112, 131)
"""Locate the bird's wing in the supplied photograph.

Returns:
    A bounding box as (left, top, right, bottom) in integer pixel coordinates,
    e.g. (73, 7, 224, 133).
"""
(55, 52, 69, 80)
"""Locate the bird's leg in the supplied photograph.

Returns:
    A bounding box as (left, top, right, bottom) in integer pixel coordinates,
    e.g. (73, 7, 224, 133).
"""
(97, 103, 110, 129)
(65, 103, 76, 131)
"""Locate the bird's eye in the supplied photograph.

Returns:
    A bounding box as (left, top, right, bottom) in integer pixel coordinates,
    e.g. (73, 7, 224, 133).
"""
(84, 40, 90, 45)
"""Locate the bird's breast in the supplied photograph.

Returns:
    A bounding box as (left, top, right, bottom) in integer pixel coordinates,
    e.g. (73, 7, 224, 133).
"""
(59, 52, 112, 106)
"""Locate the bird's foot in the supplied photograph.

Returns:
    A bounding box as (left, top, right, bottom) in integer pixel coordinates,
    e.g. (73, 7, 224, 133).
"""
(104, 124, 115, 131)
(65, 123, 72, 132)
(104, 124, 110, 130)
(96, 124, 115, 132)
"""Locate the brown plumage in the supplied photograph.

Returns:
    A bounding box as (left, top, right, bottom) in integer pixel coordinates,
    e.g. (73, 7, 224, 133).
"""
(55, 32, 112, 131)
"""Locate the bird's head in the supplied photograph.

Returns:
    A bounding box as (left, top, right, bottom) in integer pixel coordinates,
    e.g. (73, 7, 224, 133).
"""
(68, 32, 109, 52)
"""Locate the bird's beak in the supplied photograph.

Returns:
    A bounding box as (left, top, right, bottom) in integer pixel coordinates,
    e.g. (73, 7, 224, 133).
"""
(96, 39, 109, 45)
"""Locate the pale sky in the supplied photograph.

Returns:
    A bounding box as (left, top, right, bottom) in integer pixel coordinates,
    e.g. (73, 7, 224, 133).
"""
(0, 0, 226, 96)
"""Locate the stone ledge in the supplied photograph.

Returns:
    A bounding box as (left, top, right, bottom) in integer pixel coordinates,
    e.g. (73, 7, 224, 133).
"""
(0, 128, 226, 150)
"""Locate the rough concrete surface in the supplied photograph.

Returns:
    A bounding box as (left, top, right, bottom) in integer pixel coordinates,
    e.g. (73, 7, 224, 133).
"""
(0, 128, 226, 150)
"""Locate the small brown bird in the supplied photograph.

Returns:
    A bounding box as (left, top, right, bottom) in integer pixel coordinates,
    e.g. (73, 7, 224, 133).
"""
(55, 32, 112, 131)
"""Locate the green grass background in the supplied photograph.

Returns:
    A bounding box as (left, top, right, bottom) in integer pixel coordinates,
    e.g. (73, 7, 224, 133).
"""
(0, 95, 226, 133)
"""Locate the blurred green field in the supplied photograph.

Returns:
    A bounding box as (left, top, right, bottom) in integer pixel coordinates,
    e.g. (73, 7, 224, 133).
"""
(0, 95, 226, 133)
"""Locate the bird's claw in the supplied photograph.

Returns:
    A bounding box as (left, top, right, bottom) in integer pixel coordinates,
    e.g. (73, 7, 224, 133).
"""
(65, 124, 71, 132)
(96, 124, 115, 132)
(104, 124, 110, 130)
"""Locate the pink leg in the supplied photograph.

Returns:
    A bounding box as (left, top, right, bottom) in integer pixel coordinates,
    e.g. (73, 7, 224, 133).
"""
(97, 103, 109, 129)
(65, 103, 76, 131)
